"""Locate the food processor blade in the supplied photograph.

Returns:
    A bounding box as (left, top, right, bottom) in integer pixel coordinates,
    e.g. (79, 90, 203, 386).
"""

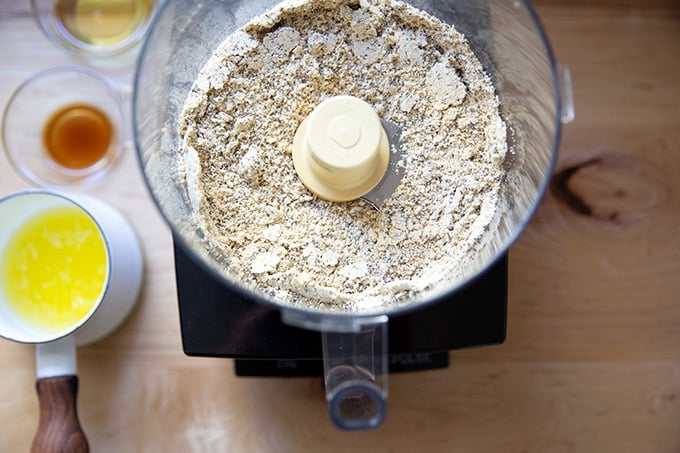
(360, 119, 405, 210)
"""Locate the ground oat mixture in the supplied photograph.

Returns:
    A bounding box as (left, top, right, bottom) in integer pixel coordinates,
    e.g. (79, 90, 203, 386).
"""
(178, 0, 507, 312)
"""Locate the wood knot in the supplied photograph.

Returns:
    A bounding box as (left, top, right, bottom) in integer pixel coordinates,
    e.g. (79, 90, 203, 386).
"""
(550, 152, 667, 224)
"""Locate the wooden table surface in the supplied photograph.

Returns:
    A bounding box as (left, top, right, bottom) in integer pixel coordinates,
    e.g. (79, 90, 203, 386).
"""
(1, 1, 679, 452)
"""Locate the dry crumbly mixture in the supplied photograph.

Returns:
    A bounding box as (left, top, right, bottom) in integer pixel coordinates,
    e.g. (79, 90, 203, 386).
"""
(178, 0, 507, 312)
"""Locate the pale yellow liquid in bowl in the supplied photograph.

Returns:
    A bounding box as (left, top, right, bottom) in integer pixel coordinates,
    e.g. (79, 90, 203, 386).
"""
(1, 206, 108, 334)
(56, 0, 152, 46)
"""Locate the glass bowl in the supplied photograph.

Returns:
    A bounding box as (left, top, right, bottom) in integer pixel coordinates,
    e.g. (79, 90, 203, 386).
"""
(2, 65, 126, 188)
(31, 0, 156, 59)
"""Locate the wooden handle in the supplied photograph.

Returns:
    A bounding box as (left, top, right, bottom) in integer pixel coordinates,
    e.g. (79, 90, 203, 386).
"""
(32, 376, 89, 453)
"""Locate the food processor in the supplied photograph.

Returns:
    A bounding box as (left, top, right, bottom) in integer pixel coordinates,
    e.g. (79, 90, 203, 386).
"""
(133, 0, 573, 430)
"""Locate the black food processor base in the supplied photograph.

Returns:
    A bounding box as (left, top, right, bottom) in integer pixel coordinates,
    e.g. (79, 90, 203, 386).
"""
(174, 237, 507, 377)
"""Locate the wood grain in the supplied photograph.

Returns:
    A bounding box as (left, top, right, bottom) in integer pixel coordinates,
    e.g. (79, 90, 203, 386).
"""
(0, 1, 679, 452)
(32, 376, 88, 453)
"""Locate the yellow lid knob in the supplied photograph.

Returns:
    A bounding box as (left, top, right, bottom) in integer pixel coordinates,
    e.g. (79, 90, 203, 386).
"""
(292, 95, 390, 202)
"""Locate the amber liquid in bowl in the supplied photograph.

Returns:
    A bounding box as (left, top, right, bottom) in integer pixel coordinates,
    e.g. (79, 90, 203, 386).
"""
(42, 103, 113, 170)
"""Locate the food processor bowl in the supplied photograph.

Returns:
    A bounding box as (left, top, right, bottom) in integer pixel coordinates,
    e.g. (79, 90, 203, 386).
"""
(134, 0, 571, 429)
